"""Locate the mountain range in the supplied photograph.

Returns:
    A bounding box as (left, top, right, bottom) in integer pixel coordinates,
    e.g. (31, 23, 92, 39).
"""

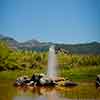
(0, 34, 100, 55)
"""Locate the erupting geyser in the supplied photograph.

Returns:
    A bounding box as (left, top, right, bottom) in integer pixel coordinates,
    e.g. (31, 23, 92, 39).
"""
(47, 45, 58, 79)
(15, 45, 78, 87)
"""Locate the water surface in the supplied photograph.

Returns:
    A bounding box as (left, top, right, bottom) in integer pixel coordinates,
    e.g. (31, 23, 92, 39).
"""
(0, 80, 100, 100)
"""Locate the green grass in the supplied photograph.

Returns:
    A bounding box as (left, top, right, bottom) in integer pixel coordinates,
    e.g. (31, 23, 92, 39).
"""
(59, 65, 100, 81)
(0, 68, 45, 80)
(0, 65, 100, 81)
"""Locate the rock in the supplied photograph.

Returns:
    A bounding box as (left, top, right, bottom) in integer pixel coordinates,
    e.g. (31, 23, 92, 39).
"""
(54, 77, 65, 82)
(39, 77, 57, 86)
(14, 75, 30, 86)
(40, 78, 47, 85)
(96, 75, 100, 88)
(64, 81, 78, 87)
(14, 74, 77, 87)
(26, 81, 34, 86)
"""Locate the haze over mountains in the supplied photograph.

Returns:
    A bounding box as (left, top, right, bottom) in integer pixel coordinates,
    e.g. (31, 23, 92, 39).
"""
(0, 34, 100, 55)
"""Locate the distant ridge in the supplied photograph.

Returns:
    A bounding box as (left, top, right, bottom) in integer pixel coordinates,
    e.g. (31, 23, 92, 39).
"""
(0, 34, 100, 54)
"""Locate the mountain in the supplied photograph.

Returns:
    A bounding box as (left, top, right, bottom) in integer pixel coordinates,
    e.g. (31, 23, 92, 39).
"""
(0, 34, 100, 55)
(0, 35, 19, 49)
(19, 39, 42, 49)
(55, 42, 100, 55)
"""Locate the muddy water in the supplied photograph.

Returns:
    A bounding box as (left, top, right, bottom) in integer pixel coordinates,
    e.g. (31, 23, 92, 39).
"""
(0, 80, 100, 100)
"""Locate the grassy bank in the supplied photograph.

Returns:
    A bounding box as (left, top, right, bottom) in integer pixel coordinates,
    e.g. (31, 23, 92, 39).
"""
(59, 65, 100, 81)
(0, 65, 100, 81)
(0, 68, 45, 80)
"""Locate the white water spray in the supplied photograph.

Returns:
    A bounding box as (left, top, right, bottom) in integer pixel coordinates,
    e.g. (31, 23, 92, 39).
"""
(47, 45, 57, 79)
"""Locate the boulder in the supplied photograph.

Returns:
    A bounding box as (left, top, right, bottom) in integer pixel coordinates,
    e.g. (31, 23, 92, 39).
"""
(55, 78, 78, 87)
(64, 81, 78, 87)
(14, 76, 30, 86)
(96, 75, 100, 88)
(38, 77, 57, 86)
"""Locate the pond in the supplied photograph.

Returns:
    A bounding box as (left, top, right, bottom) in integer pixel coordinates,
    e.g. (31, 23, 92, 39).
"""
(0, 80, 100, 100)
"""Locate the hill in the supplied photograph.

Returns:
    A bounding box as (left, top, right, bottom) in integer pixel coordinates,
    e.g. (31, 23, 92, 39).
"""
(0, 34, 100, 54)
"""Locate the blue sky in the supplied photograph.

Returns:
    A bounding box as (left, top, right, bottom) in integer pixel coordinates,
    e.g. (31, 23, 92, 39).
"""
(0, 0, 100, 43)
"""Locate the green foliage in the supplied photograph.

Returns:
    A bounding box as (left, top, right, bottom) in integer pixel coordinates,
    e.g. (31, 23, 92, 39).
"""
(0, 41, 12, 71)
(0, 40, 100, 81)
(57, 53, 100, 67)
(0, 41, 48, 71)
(0, 41, 100, 81)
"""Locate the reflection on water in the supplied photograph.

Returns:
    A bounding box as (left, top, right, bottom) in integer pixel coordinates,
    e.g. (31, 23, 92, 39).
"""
(0, 80, 100, 100)
(13, 82, 100, 100)
(14, 86, 60, 100)
(14, 96, 33, 100)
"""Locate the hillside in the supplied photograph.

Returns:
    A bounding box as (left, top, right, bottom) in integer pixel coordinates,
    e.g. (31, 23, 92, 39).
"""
(0, 34, 100, 54)
(55, 42, 100, 55)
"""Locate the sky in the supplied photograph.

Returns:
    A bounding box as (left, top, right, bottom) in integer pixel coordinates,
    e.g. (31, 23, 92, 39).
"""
(0, 0, 100, 43)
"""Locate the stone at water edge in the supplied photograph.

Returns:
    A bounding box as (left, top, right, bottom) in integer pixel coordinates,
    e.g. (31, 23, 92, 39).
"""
(64, 81, 78, 87)
(14, 75, 31, 86)
(96, 75, 100, 88)
(54, 77, 78, 87)
(14, 74, 78, 87)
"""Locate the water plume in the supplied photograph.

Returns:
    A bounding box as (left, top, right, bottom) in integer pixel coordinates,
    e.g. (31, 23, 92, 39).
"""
(47, 45, 57, 79)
